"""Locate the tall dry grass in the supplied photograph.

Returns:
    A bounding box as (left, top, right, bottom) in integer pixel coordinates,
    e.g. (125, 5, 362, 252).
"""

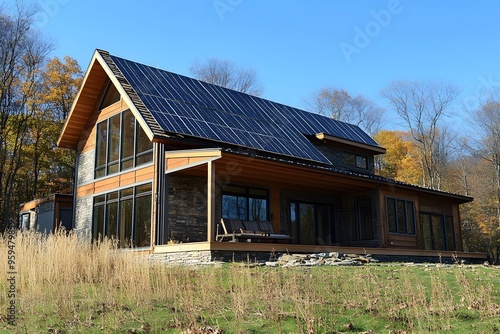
(1, 230, 499, 333)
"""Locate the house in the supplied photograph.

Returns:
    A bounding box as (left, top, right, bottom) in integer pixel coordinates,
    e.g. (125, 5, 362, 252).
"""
(19, 194, 73, 234)
(57, 49, 486, 262)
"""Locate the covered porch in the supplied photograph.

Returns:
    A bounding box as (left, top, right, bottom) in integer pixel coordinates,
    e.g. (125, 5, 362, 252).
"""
(150, 148, 488, 263)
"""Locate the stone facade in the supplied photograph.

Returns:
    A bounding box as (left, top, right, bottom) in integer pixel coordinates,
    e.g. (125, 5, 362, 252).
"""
(77, 149, 95, 186)
(74, 196, 93, 241)
(150, 251, 213, 265)
(167, 174, 221, 242)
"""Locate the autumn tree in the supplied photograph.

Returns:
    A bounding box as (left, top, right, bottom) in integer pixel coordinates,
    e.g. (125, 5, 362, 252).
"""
(190, 58, 263, 96)
(373, 130, 421, 184)
(381, 81, 460, 190)
(23, 56, 83, 198)
(307, 88, 385, 136)
(0, 7, 52, 229)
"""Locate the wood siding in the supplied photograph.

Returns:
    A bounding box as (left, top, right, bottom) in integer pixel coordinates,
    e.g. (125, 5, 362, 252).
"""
(76, 166, 154, 198)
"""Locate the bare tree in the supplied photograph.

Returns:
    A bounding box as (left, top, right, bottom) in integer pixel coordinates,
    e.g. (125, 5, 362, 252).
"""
(307, 87, 385, 136)
(0, 6, 52, 229)
(470, 97, 500, 226)
(190, 58, 263, 96)
(381, 81, 460, 190)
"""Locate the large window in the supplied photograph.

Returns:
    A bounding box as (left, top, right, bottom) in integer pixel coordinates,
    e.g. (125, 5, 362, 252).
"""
(386, 198, 415, 235)
(421, 213, 455, 251)
(95, 109, 153, 178)
(290, 201, 334, 245)
(93, 184, 152, 247)
(222, 185, 268, 221)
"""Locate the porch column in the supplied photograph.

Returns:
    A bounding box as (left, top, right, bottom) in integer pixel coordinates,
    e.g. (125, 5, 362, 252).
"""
(207, 160, 216, 241)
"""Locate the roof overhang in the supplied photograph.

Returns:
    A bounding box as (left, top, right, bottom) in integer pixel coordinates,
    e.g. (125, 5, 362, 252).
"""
(57, 49, 154, 149)
(165, 148, 222, 174)
(316, 132, 386, 154)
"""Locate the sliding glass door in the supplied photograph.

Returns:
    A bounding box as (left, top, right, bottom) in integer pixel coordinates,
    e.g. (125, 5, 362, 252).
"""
(290, 201, 334, 245)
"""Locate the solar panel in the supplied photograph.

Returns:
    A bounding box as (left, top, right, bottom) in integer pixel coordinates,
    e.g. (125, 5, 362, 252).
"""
(109, 54, 381, 164)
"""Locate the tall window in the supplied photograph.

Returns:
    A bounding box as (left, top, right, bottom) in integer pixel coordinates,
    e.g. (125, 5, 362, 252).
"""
(421, 213, 455, 251)
(222, 185, 268, 221)
(95, 109, 153, 178)
(386, 198, 415, 235)
(93, 184, 152, 247)
(290, 201, 334, 245)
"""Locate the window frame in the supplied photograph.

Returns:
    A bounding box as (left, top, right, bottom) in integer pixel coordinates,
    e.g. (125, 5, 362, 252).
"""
(386, 197, 416, 236)
(92, 183, 152, 248)
(344, 152, 369, 170)
(221, 185, 269, 222)
(94, 109, 153, 179)
(420, 212, 455, 251)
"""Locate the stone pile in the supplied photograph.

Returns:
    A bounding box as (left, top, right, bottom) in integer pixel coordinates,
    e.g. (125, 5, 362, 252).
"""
(265, 252, 375, 267)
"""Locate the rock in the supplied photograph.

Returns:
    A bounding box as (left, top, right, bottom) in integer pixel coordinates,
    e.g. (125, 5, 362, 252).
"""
(278, 254, 297, 263)
(329, 252, 340, 259)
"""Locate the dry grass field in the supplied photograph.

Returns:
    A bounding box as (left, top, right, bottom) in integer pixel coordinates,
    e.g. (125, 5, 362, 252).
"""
(1, 230, 499, 333)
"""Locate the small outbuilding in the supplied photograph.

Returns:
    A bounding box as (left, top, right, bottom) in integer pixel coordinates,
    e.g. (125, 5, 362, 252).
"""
(19, 194, 73, 234)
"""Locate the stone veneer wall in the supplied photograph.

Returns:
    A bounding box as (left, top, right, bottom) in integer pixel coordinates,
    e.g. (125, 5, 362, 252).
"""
(74, 197, 93, 241)
(74, 149, 95, 241)
(167, 174, 221, 242)
(77, 149, 95, 185)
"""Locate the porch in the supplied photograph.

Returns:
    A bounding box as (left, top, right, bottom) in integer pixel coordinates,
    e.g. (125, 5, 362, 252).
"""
(151, 147, 487, 264)
(156, 147, 383, 249)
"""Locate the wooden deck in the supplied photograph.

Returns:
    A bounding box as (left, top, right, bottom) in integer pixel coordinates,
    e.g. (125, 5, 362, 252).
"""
(153, 242, 488, 262)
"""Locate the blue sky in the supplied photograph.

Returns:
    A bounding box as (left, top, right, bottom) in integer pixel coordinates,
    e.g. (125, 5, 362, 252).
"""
(11, 0, 500, 129)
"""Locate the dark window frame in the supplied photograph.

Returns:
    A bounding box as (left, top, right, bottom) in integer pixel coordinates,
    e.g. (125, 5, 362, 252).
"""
(94, 109, 153, 179)
(344, 152, 369, 170)
(221, 185, 269, 222)
(289, 200, 335, 245)
(420, 212, 455, 251)
(92, 183, 152, 248)
(386, 197, 416, 235)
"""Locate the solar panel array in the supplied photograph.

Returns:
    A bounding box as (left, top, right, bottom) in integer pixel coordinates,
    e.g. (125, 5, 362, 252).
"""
(110, 54, 381, 164)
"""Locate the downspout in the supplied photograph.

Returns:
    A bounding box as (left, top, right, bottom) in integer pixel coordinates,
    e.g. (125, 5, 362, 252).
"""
(71, 151, 79, 233)
(155, 143, 168, 245)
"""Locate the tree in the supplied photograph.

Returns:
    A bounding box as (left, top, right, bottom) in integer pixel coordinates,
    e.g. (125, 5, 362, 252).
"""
(470, 97, 500, 226)
(190, 58, 263, 96)
(23, 56, 83, 198)
(381, 81, 460, 190)
(373, 130, 421, 184)
(0, 6, 52, 229)
(307, 88, 385, 136)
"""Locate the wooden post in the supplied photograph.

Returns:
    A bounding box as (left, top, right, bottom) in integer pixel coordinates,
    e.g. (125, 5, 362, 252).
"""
(207, 160, 216, 241)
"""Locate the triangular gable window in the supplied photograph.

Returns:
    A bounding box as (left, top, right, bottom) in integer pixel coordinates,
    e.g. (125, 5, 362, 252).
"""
(100, 80, 120, 110)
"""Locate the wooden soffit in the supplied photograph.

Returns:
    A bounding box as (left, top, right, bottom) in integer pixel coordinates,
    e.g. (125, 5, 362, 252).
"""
(57, 49, 153, 149)
(165, 148, 222, 174)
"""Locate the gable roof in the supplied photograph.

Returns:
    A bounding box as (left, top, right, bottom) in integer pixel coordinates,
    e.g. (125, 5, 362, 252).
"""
(59, 49, 384, 164)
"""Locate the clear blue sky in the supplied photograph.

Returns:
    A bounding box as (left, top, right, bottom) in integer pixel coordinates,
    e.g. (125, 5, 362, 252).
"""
(10, 0, 500, 129)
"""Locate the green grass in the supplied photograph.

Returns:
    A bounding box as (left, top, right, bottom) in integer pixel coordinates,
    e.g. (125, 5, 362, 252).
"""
(1, 232, 499, 333)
